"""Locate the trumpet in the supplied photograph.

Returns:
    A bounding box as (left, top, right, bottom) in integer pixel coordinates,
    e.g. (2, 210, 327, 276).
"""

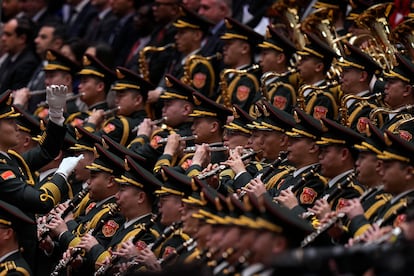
(339, 93, 384, 127)
(138, 43, 175, 82)
(183, 145, 229, 153)
(369, 105, 414, 127)
(219, 64, 260, 108)
(157, 135, 197, 145)
(197, 149, 259, 180)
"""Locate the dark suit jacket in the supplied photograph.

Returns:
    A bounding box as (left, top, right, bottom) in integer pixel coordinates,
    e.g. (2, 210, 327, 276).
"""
(67, 2, 98, 39)
(84, 9, 118, 44)
(110, 13, 137, 66)
(0, 48, 40, 94)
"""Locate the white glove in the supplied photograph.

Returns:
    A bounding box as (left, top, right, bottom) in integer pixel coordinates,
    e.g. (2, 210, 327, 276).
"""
(47, 85, 68, 126)
(55, 154, 84, 179)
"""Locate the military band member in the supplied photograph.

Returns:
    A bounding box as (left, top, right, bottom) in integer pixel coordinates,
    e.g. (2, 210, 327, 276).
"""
(77, 156, 161, 274)
(130, 74, 195, 171)
(0, 201, 35, 276)
(258, 26, 299, 113)
(12, 105, 43, 155)
(0, 87, 83, 270)
(337, 43, 384, 131)
(308, 117, 365, 220)
(218, 17, 261, 114)
(296, 33, 339, 120)
(66, 54, 116, 129)
(380, 53, 414, 134)
(272, 108, 327, 215)
(85, 67, 151, 146)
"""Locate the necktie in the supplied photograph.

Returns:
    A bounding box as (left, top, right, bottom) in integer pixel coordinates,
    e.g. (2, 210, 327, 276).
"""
(125, 40, 141, 64)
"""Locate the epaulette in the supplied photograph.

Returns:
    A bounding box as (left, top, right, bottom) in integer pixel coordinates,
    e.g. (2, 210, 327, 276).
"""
(0, 261, 30, 276)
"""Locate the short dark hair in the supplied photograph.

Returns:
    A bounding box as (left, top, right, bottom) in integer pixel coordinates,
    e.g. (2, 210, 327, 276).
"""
(41, 20, 68, 42)
(15, 16, 35, 45)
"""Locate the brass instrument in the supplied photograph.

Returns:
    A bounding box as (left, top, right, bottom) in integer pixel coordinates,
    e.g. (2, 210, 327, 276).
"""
(219, 64, 260, 109)
(369, 105, 414, 127)
(356, 2, 397, 70)
(183, 145, 229, 153)
(157, 135, 197, 145)
(138, 43, 175, 82)
(339, 93, 383, 127)
(260, 69, 298, 101)
(182, 52, 222, 89)
(198, 149, 259, 180)
(390, 18, 414, 58)
(296, 81, 339, 113)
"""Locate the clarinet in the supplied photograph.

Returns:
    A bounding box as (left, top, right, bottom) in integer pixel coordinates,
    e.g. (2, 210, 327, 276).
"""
(120, 221, 183, 274)
(158, 238, 197, 266)
(197, 150, 259, 180)
(51, 203, 119, 276)
(39, 187, 90, 241)
(94, 213, 159, 276)
(289, 164, 322, 193)
(301, 212, 345, 247)
(260, 151, 288, 181)
(216, 250, 251, 275)
(327, 171, 357, 204)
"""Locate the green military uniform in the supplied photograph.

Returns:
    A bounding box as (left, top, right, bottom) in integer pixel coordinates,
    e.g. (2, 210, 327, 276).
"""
(257, 26, 298, 113)
(129, 74, 195, 171)
(336, 43, 384, 132)
(84, 67, 151, 146)
(218, 17, 262, 114)
(0, 201, 35, 276)
(297, 33, 339, 120)
(90, 156, 161, 270)
(185, 91, 232, 177)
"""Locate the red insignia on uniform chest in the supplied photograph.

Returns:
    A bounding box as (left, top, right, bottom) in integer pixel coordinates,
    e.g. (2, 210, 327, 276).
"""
(356, 117, 369, 133)
(336, 198, 347, 211)
(273, 96, 287, 110)
(162, 246, 176, 259)
(85, 202, 96, 214)
(300, 187, 317, 204)
(393, 214, 406, 227)
(236, 85, 250, 102)
(192, 73, 207, 89)
(0, 170, 16, 180)
(180, 159, 193, 171)
(103, 123, 116, 133)
(313, 106, 328, 119)
(150, 136, 162, 149)
(135, 240, 148, 251)
(102, 220, 119, 237)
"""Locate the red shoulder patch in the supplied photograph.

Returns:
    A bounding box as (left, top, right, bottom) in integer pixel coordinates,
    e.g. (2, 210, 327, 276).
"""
(150, 135, 162, 149)
(356, 117, 369, 133)
(192, 73, 207, 89)
(236, 85, 250, 102)
(273, 96, 287, 110)
(162, 246, 176, 259)
(70, 118, 84, 127)
(180, 159, 193, 171)
(313, 106, 328, 119)
(398, 130, 412, 142)
(0, 170, 15, 180)
(393, 214, 406, 227)
(336, 198, 347, 211)
(103, 123, 116, 134)
(135, 240, 148, 251)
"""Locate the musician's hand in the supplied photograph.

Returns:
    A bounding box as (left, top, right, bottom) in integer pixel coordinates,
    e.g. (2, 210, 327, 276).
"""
(12, 88, 30, 107)
(340, 198, 364, 220)
(47, 216, 68, 238)
(275, 189, 299, 209)
(39, 235, 54, 254)
(200, 163, 220, 189)
(53, 202, 69, 215)
(320, 211, 344, 240)
(147, 88, 162, 104)
(64, 247, 83, 269)
(222, 147, 246, 175)
(116, 240, 140, 259)
(78, 233, 99, 252)
(243, 178, 266, 197)
(192, 144, 211, 168)
(308, 198, 331, 220)
(86, 109, 105, 127)
(137, 118, 154, 137)
(164, 133, 180, 156)
(135, 247, 160, 271)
